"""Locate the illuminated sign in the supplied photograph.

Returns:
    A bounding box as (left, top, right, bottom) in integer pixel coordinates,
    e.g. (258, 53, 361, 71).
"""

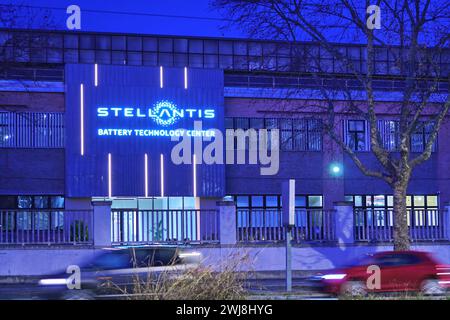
(65, 64, 224, 197)
(97, 100, 215, 127)
(97, 128, 216, 137)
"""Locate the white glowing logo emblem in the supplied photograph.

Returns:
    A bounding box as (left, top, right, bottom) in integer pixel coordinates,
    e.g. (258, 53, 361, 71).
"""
(152, 100, 180, 126)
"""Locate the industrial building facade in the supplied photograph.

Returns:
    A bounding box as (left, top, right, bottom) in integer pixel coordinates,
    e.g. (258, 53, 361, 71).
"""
(0, 28, 449, 248)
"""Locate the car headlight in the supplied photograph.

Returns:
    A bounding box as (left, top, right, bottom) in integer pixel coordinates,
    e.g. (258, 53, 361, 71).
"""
(321, 274, 347, 280)
(178, 251, 202, 264)
(178, 252, 202, 259)
(38, 278, 68, 286)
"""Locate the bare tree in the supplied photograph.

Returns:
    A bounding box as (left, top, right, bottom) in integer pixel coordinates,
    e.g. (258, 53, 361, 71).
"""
(0, 1, 55, 81)
(213, 0, 450, 250)
(0, 2, 55, 147)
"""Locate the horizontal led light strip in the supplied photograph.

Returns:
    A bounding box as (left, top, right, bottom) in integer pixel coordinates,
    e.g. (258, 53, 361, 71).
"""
(160, 154, 164, 197)
(80, 83, 84, 156)
(160, 66, 163, 88)
(108, 153, 112, 198)
(145, 153, 149, 198)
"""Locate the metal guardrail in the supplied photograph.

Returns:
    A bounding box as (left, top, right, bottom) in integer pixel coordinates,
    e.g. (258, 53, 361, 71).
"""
(354, 209, 449, 242)
(111, 209, 219, 245)
(236, 209, 336, 243)
(224, 73, 449, 92)
(0, 209, 93, 245)
(0, 66, 64, 82)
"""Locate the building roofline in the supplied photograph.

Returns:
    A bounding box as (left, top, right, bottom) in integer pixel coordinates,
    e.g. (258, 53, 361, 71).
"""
(0, 27, 366, 47)
(0, 27, 424, 50)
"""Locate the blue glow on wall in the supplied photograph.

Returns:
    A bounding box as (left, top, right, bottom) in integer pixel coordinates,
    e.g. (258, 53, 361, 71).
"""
(65, 64, 225, 198)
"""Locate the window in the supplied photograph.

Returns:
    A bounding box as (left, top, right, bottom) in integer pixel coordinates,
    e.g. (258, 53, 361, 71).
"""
(127, 37, 142, 51)
(0, 196, 65, 209)
(112, 36, 126, 50)
(174, 38, 188, 53)
(378, 120, 437, 152)
(0, 196, 65, 231)
(348, 194, 438, 210)
(308, 196, 323, 208)
(96, 50, 111, 64)
(79, 35, 95, 49)
(226, 117, 322, 151)
(374, 253, 422, 267)
(280, 119, 293, 150)
(0, 196, 16, 209)
(0, 112, 13, 147)
(143, 37, 157, 52)
(158, 38, 173, 52)
(51, 196, 65, 209)
(233, 195, 323, 210)
(204, 40, 218, 54)
(2, 30, 448, 77)
(127, 52, 142, 65)
(348, 194, 439, 227)
(411, 122, 437, 152)
(114, 197, 197, 210)
(0, 112, 64, 148)
(189, 40, 203, 54)
(96, 36, 111, 50)
(91, 251, 133, 270)
(219, 41, 233, 54)
(233, 194, 324, 228)
(345, 120, 368, 151)
(64, 34, 78, 49)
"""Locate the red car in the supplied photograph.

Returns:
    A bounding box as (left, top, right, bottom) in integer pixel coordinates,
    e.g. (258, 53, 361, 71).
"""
(317, 251, 450, 296)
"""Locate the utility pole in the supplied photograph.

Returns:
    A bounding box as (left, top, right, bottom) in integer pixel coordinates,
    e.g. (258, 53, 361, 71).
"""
(282, 179, 295, 292)
(285, 225, 292, 292)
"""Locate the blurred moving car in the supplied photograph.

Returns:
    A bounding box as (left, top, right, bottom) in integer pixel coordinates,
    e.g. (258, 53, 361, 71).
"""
(34, 246, 202, 300)
(314, 251, 450, 296)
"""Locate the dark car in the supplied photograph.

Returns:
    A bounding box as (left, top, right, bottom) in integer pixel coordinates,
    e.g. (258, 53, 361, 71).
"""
(313, 251, 450, 297)
(31, 246, 202, 300)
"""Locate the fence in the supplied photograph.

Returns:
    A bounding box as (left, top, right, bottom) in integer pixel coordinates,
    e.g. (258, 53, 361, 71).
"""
(236, 209, 336, 243)
(111, 209, 219, 245)
(0, 210, 93, 245)
(354, 209, 449, 242)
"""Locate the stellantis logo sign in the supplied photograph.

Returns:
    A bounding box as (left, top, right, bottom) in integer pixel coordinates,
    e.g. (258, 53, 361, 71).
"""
(97, 100, 215, 126)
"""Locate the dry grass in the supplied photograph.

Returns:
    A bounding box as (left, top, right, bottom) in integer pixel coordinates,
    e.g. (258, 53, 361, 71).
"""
(106, 250, 251, 300)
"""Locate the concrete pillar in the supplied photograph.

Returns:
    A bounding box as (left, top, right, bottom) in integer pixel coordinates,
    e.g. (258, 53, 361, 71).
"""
(217, 200, 237, 246)
(445, 203, 450, 241)
(334, 201, 355, 245)
(322, 120, 345, 209)
(92, 200, 112, 247)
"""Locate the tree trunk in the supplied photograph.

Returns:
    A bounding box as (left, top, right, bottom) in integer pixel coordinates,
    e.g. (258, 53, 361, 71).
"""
(393, 182, 410, 250)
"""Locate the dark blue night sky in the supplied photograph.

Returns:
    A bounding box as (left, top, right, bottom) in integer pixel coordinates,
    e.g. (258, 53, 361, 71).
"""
(1, 1, 447, 46)
(0, 0, 245, 37)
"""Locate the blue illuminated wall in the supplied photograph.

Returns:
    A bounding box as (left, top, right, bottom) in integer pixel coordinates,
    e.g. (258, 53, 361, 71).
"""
(65, 64, 225, 197)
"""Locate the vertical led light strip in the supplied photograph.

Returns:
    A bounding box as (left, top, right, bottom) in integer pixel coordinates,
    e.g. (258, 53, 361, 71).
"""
(144, 153, 149, 198)
(94, 63, 98, 87)
(159, 66, 164, 88)
(108, 153, 112, 198)
(184, 67, 188, 89)
(193, 154, 197, 197)
(160, 154, 164, 197)
(80, 83, 84, 156)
